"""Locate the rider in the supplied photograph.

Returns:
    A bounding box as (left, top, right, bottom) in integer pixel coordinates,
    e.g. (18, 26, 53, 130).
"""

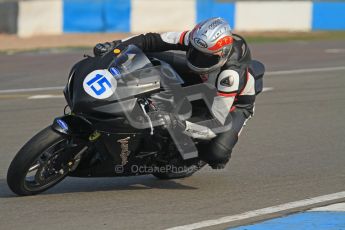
(93, 17, 256, 169)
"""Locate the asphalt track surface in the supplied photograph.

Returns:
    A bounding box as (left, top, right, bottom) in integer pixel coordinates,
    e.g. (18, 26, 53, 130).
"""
(0, 40, 345, 230)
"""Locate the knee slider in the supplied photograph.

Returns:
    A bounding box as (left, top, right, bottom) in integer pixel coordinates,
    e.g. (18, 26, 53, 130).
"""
(208, 129, 239, 163)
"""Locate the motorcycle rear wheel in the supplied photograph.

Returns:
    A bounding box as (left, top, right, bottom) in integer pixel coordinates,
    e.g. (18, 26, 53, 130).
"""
(152, 161, 206, 180)
(7, 127, 75, 196)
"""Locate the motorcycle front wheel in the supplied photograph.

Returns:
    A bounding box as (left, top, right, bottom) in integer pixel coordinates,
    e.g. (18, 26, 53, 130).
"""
(7, 126, 84, 196)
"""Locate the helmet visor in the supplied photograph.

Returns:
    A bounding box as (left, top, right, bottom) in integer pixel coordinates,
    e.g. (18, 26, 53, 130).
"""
(187, 47, 221, 69)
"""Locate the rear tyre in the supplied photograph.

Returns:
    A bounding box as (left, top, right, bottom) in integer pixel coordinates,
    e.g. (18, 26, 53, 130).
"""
(7, 127, 73, 196)
(152, 161, 206, 180)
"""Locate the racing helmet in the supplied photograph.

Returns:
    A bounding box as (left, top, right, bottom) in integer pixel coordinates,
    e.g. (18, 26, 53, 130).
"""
(187, 17, 233, 73)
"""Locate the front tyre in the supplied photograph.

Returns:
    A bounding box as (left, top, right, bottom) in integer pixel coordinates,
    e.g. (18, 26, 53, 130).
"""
(7, 127, 74, 196)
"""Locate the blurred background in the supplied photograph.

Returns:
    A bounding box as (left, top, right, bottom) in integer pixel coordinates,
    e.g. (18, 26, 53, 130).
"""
(1, 1, 345, 229)
(0, 0, 345, 51)
(1, 0, 345, 34)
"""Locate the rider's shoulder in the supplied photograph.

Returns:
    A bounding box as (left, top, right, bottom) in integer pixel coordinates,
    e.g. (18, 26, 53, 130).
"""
(216, 69, 240, 92)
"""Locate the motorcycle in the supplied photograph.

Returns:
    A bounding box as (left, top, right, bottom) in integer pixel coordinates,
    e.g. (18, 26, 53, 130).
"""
(7, 45, 265, 196)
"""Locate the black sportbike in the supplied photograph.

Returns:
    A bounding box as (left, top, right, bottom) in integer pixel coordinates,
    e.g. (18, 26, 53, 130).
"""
(7, 45, 264, 196)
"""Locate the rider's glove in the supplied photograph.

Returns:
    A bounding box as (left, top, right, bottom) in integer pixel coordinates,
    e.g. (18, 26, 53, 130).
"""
(93, 40, 121, 57)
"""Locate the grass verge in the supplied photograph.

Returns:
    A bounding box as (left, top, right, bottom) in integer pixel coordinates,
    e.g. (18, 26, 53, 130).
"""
(242, 31, 345, 43)
(1, 31, 345, 54)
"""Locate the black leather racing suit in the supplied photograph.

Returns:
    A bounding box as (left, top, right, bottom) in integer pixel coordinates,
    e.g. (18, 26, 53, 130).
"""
(116, 32, 256, 167)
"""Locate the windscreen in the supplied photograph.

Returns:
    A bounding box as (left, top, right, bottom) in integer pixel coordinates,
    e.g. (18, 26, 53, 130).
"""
(105, 45, 184, 100)
(108, 45, 153, 77)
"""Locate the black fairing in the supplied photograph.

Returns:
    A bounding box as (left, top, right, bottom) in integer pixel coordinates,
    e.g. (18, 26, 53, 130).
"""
(65, 53, 125, 117)
(52, 115, 94, 137)
(64, 47, 162, 121)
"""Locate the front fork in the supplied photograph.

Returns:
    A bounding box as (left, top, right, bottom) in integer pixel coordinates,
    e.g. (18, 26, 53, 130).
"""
(51, 114, 101, 172)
